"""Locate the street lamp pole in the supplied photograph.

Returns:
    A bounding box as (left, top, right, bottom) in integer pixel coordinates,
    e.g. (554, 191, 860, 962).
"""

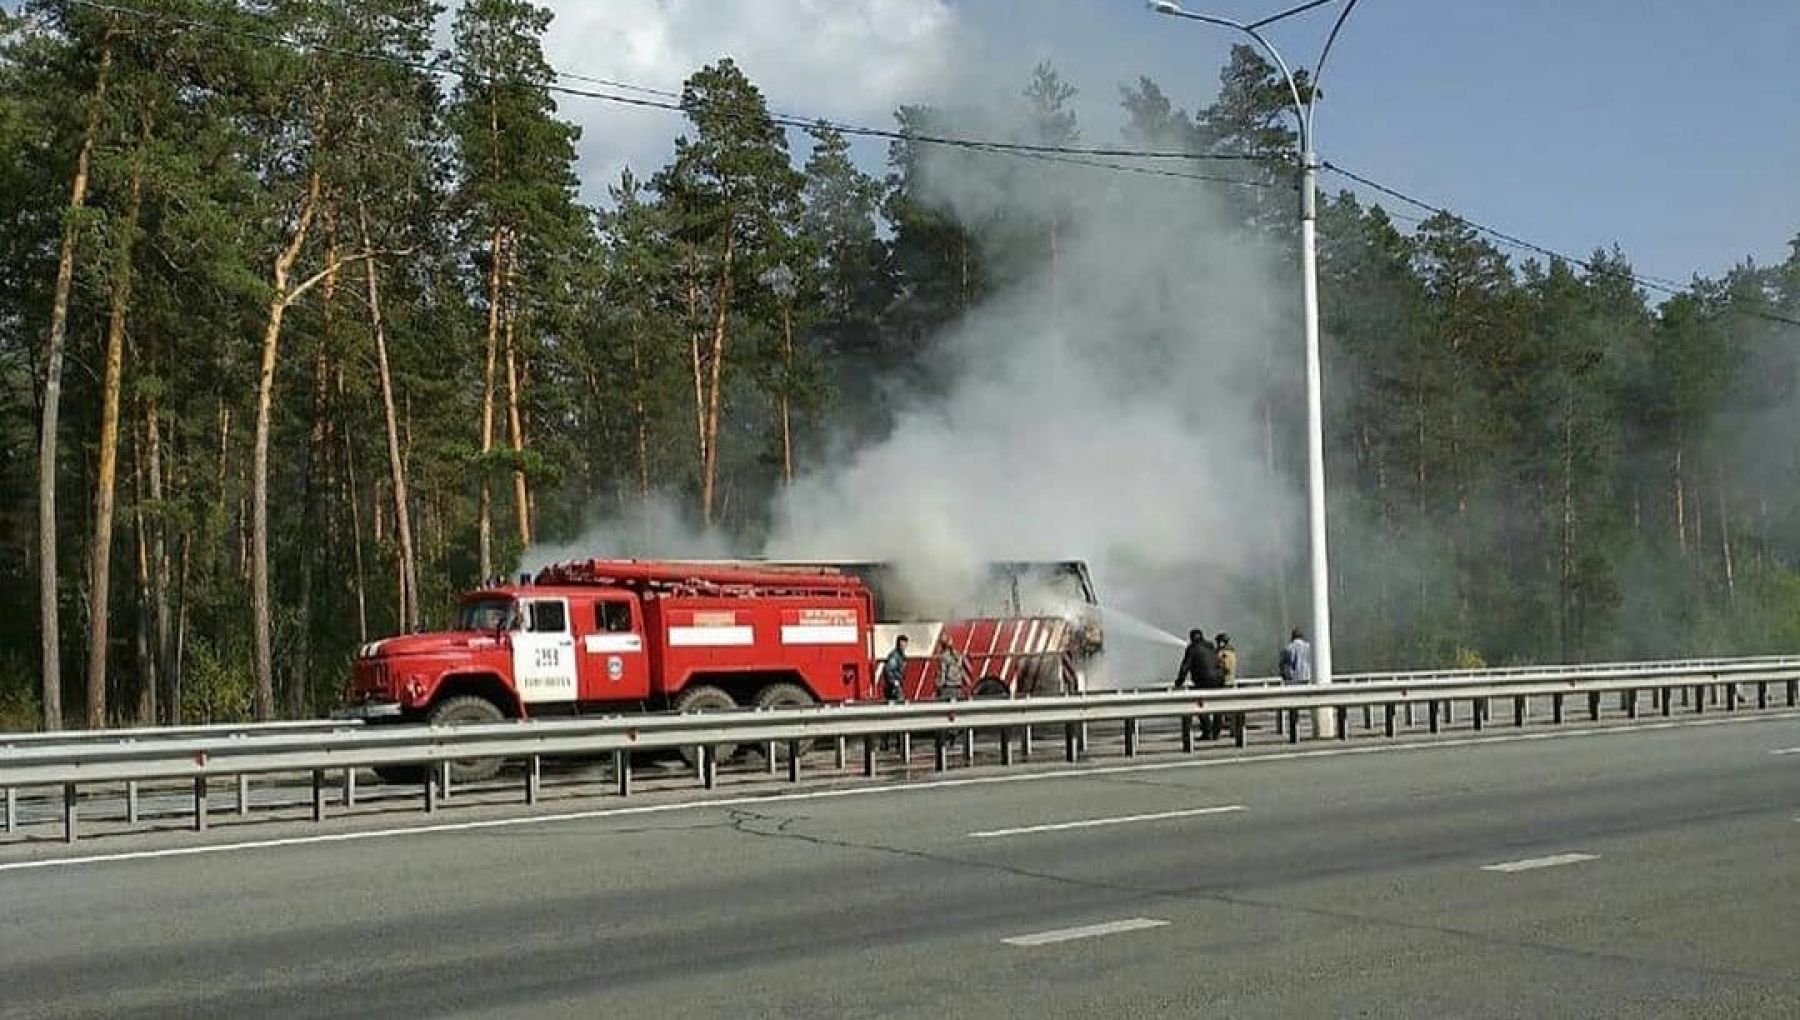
(1151, 0, 1362, 736)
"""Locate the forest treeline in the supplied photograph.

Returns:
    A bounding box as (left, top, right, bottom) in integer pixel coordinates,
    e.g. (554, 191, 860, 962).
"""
(2, 1, 1797, 728)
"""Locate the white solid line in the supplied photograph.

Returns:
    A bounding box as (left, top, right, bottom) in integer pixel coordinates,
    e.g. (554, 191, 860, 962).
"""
(5, 709, 1798, 875)
(1002, 917, 1169, 947)
(1482, 852, 1599, 873)
(970, 805, 1245, 839)
(1769, 747, 1800, 756)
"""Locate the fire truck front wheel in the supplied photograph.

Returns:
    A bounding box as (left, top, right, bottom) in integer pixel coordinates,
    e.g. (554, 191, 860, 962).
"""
(753, 683, 821, 760)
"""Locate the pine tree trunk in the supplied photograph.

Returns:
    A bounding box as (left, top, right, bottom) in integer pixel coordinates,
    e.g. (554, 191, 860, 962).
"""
(1718, 462, 1736, 602)
(357, 202, 419, 631)
(131, 438, 156, 725)
(500, 243, 531, 550)
(144, 389, 171, 722)
(686, 252, 707, 472)
(171, 533, 191, 724)
(779, 302, 794, 483)
(632, 334, 651, 505)
(477, 227, 507, 580)
(343, 425, 369, 643)
(38, 28, 112, 731)
(84, 128, 148, 728)
(700, 230, 735, 526)
(251, 170, 322, 721)
(1673, 432, 1687, 556)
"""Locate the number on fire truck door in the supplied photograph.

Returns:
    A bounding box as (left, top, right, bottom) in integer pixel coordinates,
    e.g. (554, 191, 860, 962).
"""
(513, 598, 578, 703)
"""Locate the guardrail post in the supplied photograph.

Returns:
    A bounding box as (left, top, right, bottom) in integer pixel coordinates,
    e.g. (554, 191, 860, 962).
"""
(1287, 709, 1301, 743)
(767, 741, 779, 775)
(1588, 691, 1601, 721)
(901, 732, 913, 764)
(1181, 715, 1195, 753)
(615, 750, 632, 797)
(236, 774, 250, 816)
(1726, 683, 1738, 712)
(934, 732, 949, 772)
(1385, 703, 1396, 738)
(1694, 684, 1705, 714)
(1078, 722, 1090, 755)
(439, 761, 453, 801)
(1021, 725, 1033, 761)
(862, 735, 876, 777)
(4, 786, 16, 835)
(702, 746, 718, 790)
(1405, 703, 1416, 728)
(1274, 708, 1284, 736)
(1758, 681, 1769, 710)
(1442, 700, 1453, 726)
(423, 767, 437, 813)
(194, 777, 209, 831)
(63, 784, 78, 843)
(343, 768, 358, 807)
(1335, 706, 1348, 740)
(1124, 719, 1139, 757)
(963, 728, 975, 766)
(1471, 700, 1483, 732)
(1429, 700, 1440, 734)
(1362, 705, 1373, 730)
(1514, 696, 1526, 727)
(835, 736, 847, 771)
(312, 770, 325, 823)
(1788, 680, 1797, 708)
(1064, 722, 1078, 762)
(788, 741, 802, 782)
(1627, 689, 1639, 719)
(126, 780, 140, 824)
(1552, 694, 1564, 724)
(526, 755, 541, 805)
(1000, 727, 1014, 766)
(1234, 713, 1247, 748)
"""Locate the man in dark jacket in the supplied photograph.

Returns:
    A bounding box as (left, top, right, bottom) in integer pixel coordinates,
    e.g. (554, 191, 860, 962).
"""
(1176, 629, 1226, 739)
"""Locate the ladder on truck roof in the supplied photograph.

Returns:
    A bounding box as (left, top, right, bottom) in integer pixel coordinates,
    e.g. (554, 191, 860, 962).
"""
(532, 559, 865, 599)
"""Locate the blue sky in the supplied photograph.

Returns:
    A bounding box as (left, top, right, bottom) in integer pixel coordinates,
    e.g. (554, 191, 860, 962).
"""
(956, 0, 1800, 284)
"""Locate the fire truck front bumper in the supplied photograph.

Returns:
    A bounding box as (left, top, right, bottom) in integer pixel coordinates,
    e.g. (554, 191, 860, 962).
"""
(331, 699, 404, 721)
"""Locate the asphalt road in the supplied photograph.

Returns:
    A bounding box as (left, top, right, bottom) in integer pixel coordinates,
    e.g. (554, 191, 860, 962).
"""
(3, 712, 1798, 1019)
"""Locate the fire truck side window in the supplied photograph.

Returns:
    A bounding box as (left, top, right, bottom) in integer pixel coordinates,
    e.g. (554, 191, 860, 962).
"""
(596, 600, 633, 633)
(527, 600, 567, 634)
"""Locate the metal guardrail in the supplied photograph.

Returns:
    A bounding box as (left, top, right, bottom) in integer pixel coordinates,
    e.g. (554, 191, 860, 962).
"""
(0, 719, 364, 749)
(4, 657, 1797, 843)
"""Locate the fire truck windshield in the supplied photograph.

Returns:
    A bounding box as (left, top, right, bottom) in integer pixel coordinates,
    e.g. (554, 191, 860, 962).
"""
(456, 597, 515, 631)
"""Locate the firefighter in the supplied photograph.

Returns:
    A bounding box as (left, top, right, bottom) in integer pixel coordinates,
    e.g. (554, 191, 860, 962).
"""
(1176, 629, 1226, 739)
(881, 635, 910, 702)
(1214, 633, 1239, 684)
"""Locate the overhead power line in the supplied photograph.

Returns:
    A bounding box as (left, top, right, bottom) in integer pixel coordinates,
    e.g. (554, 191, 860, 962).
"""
(60, 0, 1275, 190)
(1324, 161, 1800, 329)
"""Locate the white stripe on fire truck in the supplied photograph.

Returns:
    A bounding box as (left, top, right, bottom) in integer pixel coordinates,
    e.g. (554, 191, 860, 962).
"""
(583, 634, 643, 654)
(667, 626, 755, 647)
(779, 625, 860, 645)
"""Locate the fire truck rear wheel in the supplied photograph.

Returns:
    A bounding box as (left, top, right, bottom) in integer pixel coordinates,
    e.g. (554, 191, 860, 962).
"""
(674, 685, 744, 770)
(429, 695, 508, 783)
(753, 683, 820, 760)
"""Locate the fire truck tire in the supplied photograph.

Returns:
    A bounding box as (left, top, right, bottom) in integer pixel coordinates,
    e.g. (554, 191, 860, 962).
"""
(673, 685, 744, 769)
(973, 678, 1010, 699)
(753, 683, 820, 759)
(429, 695, 508, 783)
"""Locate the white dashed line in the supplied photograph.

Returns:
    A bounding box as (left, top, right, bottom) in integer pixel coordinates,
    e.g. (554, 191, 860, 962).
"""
(970, 805, 1246, 839)
(1482, 852, 1598, 873)
(1002, 917, 1169, 946)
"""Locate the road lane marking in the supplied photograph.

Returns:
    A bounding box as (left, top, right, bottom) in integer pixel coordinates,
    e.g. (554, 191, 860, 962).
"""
(970, 805, 1245, 838)
(1482, 852, 1598, 873)
(1002, 917, 1169, 946)
(4, 709, 1797, 875)
(1769, 747, 1800, 755)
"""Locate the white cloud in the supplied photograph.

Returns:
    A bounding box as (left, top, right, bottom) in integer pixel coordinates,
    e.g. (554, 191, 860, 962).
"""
(538, 0, 959, 199)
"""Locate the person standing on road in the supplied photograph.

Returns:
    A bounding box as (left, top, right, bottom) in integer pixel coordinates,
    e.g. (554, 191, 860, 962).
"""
(1176, 629, 1227, 739)
(1214, 633, 1238, 684)
(881, 635, 910, 702)
(1280, 628, 1313, 686)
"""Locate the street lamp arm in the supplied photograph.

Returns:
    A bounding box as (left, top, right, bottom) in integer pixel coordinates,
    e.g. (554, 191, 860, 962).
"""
(1157, 6, 1310, 151)
(1306, 0, 1364, 144)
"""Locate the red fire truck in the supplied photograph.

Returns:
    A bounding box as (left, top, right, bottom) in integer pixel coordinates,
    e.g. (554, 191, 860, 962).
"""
(337, 558, 1101, 781)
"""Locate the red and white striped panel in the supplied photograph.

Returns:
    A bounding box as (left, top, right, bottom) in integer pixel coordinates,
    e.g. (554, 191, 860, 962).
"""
(666, 608, 754, 647)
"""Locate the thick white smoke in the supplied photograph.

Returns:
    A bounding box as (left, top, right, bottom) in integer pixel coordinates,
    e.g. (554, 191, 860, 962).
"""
(765, 142, 1302, 684)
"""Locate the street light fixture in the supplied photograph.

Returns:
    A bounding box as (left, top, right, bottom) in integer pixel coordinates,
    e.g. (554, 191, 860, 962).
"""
(1149, 0, 1363, 736)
